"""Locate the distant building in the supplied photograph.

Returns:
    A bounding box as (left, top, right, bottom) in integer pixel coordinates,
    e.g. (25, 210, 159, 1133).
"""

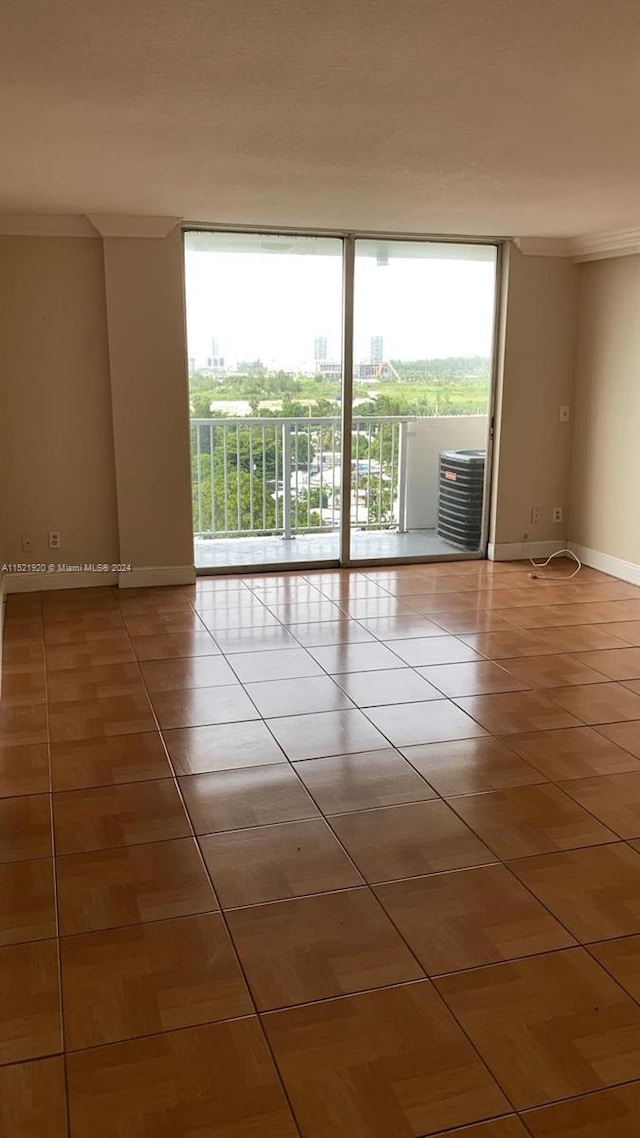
(370, 336, 384, 364)
(314, 336, 328, 363)
(206, 337, 225, 371)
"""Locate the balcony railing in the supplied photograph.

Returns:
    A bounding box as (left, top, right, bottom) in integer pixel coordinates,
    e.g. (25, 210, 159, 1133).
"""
(191, 416, 410, 540)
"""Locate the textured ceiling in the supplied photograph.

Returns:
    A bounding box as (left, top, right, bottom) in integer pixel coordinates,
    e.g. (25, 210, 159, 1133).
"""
(1, 0, 639, 236)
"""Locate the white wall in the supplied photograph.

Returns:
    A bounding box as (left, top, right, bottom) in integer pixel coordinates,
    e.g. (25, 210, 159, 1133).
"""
(490, 245, 578, 551)
(405, 416, 487, 529)
(568, 254, 640, 574)
(0, 228, 195, 592)
(0, 236, 119, 570)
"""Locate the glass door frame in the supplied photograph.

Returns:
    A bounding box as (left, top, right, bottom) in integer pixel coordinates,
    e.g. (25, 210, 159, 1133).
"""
(184, 225, 503, 575)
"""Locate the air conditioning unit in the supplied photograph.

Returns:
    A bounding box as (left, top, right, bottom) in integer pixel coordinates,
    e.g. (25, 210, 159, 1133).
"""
(437, 449, 486, 550)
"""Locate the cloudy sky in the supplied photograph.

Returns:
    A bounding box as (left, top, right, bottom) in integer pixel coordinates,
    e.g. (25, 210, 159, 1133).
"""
(184, 233, 497, 372)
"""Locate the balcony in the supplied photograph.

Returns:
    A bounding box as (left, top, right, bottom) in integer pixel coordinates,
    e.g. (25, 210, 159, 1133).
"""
(191, 414, 488, 567)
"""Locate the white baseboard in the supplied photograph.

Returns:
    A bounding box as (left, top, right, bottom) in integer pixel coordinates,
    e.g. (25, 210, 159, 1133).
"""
(119, 565, 196, 588)
(568, 542, 640, 586)
(6, 570, 118, 593)
(5, 564, 196, 592)
(488, 540, 567, 562)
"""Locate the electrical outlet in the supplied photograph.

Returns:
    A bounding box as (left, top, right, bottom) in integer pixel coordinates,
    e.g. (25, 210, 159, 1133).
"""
(21, 534, 33, 552)
(530, 506, 542, 524)
(48, 531, 61, 550)
(552, 506, 564, 524)
(560, 405, 570, 422)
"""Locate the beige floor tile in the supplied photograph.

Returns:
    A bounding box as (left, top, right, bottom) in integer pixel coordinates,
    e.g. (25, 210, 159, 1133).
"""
(0, 858, 56, 946)
(335, 667, 443, 706)
(245, 675, 353, 717)
(50, 731, 171, 790)
(0, 704, 48, 746)
(228, 888, 424, 1009)
(497, 653, 610, 689)
(590, 934, 640, 1002)
(418, 661, 528, 696)
(53, 779, 190, 854)
(0, 668, 46, 707)
(359, 614, 448, 639)
(61, 912, 251, 1048)
(545, 682, 640, 724)
(129, 630, 220, 660)
(263, 982, 508, 1138)
(45, 637, 136, 670)
(448, 784, 615, 858)
(454, 691, 582, 734)
(0, 794, 52, 864)
(56, 837, 218, 935)
(49, 694, 156, 741)
(523, 1081, 640, 1136)
(536, 625, 634, 653)
(294, 748, 436, 813)
(180, 765, 319, 832)
(504, 726, 640, 780)
(572, 646, 640, 680)
(267, 708, 389, 761)
(558, 771, 640, 837)
(402, 737, 544, 795)
(227, 647, 322, 682)
(438, 1121, 529, 1138)
(0, 742, 50, 797)
(330, 800, 495, 883)
(164, 720, 285, 774)
(150, 684, 259, 729)
(308, 641, 406, 674)
(213, 626, 299, 653)
(200, 817, 362, 907)
(389, 636, 483, 667)
(66, 1018, 299, 1138)
(606, 620, 640, 646)
(375, 864, 574, 974)
(458, 630, 552, 659)
(0, 939, 61, 1065)
(436, 948, 640, 1109)
(366, 699, 488, 747)
(510, 842, 640, 941)
(47, 661, 146, 703)
(286, 618, 375, 646)
(0, 1057, 67, 1137)
(595, 719, 640, 757)
(140, 654, 237, 690)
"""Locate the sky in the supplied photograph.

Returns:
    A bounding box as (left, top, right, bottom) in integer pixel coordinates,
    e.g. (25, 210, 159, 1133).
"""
(184, 234, 497, 372)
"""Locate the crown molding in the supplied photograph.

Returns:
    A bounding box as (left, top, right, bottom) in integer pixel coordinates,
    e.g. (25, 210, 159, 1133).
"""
(570, 227, 640, 262)
(0, 214, 99, 237)
(515, 228, 640, 262)
(86, 214, 181, 238)
(514, 237, 573, 257)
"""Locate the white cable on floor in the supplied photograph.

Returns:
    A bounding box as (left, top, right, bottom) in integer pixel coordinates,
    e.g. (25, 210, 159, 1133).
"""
(528, 548, 582, 581)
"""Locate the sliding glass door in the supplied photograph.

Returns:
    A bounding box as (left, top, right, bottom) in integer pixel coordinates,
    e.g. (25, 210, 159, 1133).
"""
(184, 231, 498, 572)
(348, 240, 497, 563)
(185, 232, 344, 571)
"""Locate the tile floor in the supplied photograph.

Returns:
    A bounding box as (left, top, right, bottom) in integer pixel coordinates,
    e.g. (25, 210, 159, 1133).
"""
(3, 559, 640, 1135)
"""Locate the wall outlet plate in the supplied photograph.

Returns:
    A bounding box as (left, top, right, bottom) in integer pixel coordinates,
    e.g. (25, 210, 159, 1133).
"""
(48, 531, 61, 549)
(530, 506, 542, 524)
(552, 506, 563, 523)
(559, 405, 570, 422)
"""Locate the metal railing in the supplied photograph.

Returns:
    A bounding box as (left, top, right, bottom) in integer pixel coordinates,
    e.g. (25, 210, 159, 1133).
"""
(191, 416, 410, 540)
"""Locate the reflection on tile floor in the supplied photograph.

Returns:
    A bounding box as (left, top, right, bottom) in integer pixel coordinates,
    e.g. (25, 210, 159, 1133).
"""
(4, 559, 640, 1134)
